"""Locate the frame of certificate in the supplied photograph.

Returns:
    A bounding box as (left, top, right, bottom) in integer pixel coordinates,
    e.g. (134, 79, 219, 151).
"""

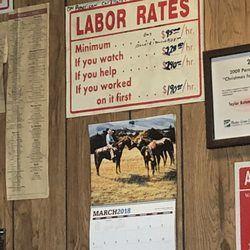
(204, 44, 250, 148)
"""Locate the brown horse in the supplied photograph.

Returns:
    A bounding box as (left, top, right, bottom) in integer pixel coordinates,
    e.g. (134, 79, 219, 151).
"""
(94, 136, 133, 176)
(139, 145, 157, 177)
(154, 137, 175, 166)
(132, 138, 157, 176)
(136, 137, 175, 172)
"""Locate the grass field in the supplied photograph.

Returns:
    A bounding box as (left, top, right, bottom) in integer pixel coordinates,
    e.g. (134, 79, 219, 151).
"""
(91, 146, 177, 205)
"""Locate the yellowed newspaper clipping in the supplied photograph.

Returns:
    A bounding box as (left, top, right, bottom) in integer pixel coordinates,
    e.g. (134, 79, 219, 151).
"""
(6, 3, 49, 200)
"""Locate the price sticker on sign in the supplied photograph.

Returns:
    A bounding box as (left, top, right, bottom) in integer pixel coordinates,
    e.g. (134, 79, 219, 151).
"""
(65, 0, 204, 118)
(235, 162, 250, 250)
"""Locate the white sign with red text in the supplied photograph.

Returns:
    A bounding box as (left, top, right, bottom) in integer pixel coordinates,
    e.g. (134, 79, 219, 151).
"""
(235, 162, 250, 250)
(66, 0, 203, 117)
(0, 0, 13, 14)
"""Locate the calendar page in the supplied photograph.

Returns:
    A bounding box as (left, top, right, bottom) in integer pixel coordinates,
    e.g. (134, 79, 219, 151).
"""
(90, 200, 176, 250)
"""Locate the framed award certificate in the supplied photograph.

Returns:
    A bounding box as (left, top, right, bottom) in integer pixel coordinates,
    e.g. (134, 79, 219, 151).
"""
(204, 44, 250, 148)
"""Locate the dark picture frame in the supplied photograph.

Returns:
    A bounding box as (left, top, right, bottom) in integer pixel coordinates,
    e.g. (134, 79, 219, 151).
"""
(204, 44, 250, 149)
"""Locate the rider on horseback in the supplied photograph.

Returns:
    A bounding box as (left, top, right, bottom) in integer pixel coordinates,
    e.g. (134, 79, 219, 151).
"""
(106, 129, 116, 162)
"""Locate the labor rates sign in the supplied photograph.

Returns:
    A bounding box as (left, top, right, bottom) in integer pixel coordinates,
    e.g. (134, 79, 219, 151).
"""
(66, 0, 203, 118)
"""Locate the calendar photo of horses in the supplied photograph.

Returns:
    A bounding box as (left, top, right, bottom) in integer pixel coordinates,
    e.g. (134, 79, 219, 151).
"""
(88, 114, 177, 205)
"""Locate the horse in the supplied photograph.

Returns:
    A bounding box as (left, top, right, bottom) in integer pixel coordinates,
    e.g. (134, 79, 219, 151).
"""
(150, 137, 175, 166)
(133, 139, 157, 177)
(136, 138, 162, 173)
(94, 136, 133, 176)
(160, 137, 175, 165)
(136, 137, 175, 171)
(140, 146, 157, 177)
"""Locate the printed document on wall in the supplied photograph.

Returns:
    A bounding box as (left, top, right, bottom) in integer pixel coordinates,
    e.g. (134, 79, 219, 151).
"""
(6, 4, 49, 200)
(66, 0, 204, 117)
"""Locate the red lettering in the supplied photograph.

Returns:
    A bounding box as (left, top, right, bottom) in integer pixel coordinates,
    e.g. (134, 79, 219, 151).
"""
(158, 1, 167, 21)
(180, 0, 190, 17)
(148, 3, 157, 23)
(95, 13, 104, 32)
(117, 9, 126, 28)
(76, 17, 84, 35)
(106, 11, 115, 30)
(137, 5, 147, 24)
(169, 0, 178, 19)
(75, 44, 82, 53)
(85, 15, 94, 34)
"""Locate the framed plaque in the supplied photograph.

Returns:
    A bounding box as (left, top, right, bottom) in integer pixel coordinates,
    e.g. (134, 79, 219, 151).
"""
(204, 44, 250, 148)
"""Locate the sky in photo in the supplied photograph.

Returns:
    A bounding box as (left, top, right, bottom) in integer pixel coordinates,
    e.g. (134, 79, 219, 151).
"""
(88, 114, 175, 137)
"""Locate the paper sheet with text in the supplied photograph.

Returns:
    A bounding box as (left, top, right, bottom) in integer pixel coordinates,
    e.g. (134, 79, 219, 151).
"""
(6, 4, 49, 200)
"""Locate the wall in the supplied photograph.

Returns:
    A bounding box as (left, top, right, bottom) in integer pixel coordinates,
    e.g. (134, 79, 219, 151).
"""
(0, 0, 249, 249)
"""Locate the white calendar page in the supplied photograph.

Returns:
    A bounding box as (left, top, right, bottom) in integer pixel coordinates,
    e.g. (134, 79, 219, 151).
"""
(90, 200, 176, 250)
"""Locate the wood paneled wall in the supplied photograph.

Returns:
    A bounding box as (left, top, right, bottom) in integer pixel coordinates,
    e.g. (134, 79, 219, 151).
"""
(0, 0, 249, 249)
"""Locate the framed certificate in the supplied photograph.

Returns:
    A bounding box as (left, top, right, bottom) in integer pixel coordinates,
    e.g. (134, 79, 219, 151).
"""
(204, 44, 250, 148)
